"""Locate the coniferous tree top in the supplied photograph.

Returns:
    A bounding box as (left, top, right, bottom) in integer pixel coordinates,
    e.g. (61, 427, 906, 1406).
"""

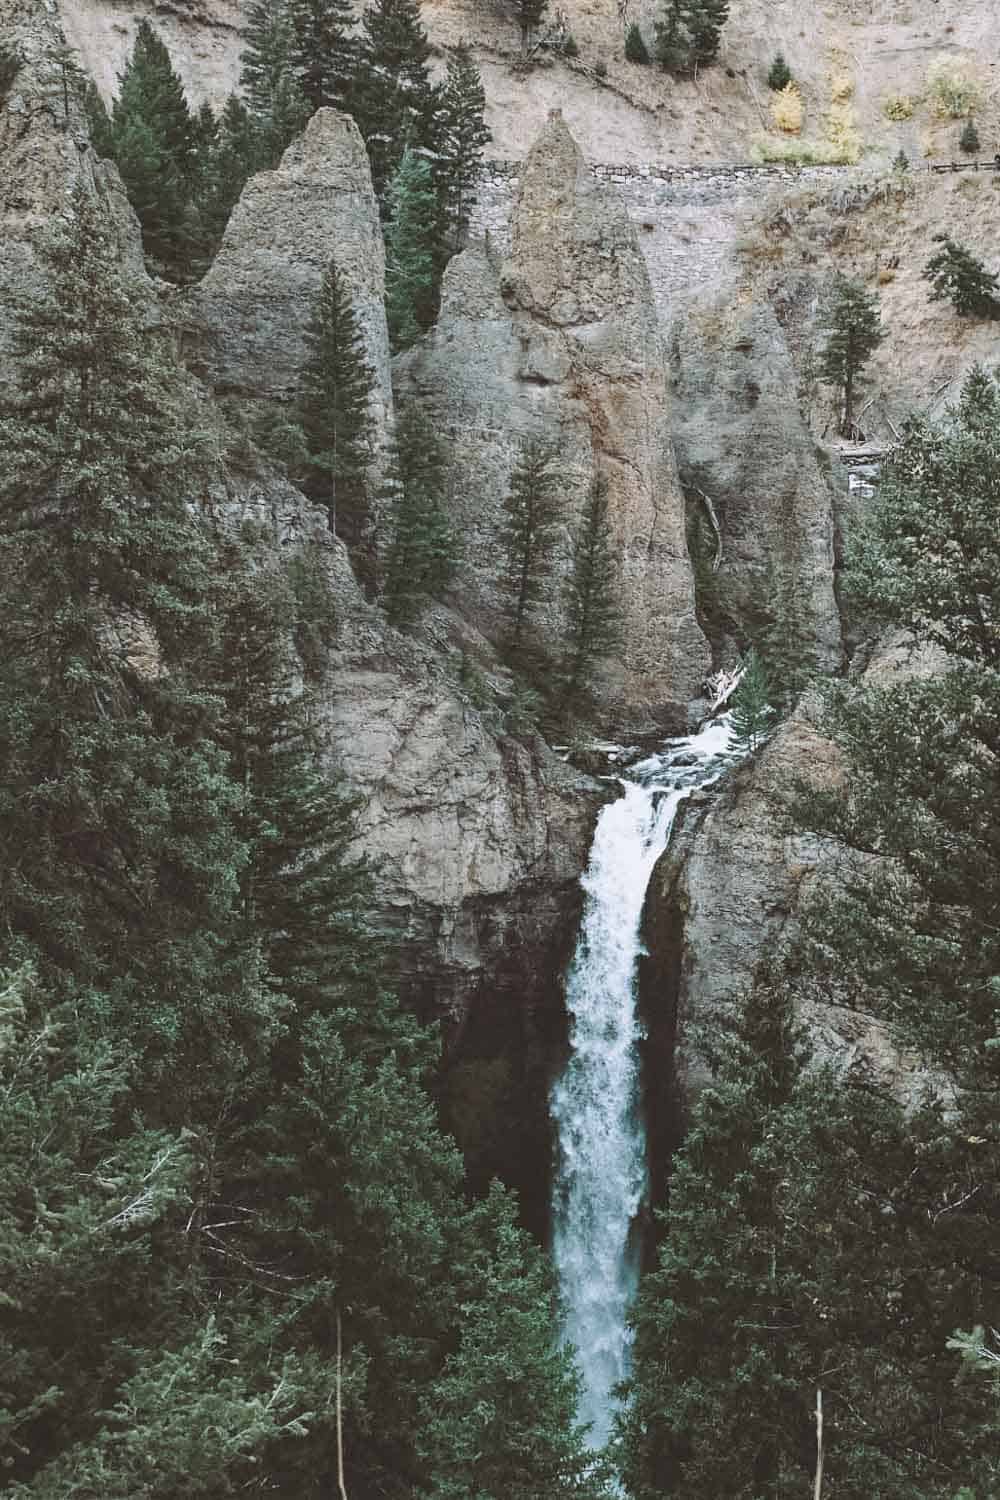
(815, 272, 884, 435)
(766, 51, 792, 90)
(385, 147, 439, 350)
(353, 0, 434, 199)
(923, 233, 1000, 319)
(297, 254, 375, 536)
(288, 0, 357, 110)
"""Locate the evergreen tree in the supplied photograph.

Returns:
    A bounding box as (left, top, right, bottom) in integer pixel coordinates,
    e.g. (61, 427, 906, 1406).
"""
(655, 0, 728, 73)
(513, 0, 549, 48)
(40, 39, 86, 124)
(351, 0, 434, 202)
(766, 51, 791, 90)
(0, 964, 202, 1489)
(923, 233, 1000, 319)
(689, 0, 728, 67)
(288, 0, 357, 110)
(385, 147, 439, 349)
(959, 116, 981, 154)
(562, 477, 622, 710)
(110, 20, 196, 278)
(815, 272, 885, 437)
(624, 22, 650, 63)
(619, 976, 999, 1500)
(0, 186, 242, 1014)
(198, 93, 259, 248)
(500, 436, 563, 650)
(757, 566, 817, 714)
(383, 404, 457, 625)
(432, 44, 491, 253)
(419, 1183, 613, 1500)
(798, 369, 1000, 1086)
(297, 256, 375, 540)
(82, 77, 113, 156)
(728, 648, 775, 753)
(240, 0, 310, 166)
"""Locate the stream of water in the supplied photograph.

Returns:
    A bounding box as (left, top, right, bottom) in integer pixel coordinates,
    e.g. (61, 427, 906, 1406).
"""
(549, 716, 737, 1448)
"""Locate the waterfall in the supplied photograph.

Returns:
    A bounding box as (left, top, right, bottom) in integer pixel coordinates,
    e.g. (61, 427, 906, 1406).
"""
(549, 717, 735, 1449)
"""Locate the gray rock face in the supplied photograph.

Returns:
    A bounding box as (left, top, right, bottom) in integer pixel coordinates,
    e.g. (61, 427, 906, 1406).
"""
(181, 108, 392, 449)
(0, 0, 146, 389)
(319, 615, 601, 1018)
(399, 111, 709, 735)
(645, 695, 931, 1113)
(670, 294, 843, 673)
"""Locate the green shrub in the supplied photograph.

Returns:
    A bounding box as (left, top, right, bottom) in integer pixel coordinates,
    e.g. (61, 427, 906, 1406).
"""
(0, 46, 21, 103)
(960, 117, 981, 154)
(927, 57, 980, 119)
(767, 52, 792, 91)
(562, 32, 579, 57)
(594, 58, 607, 79)
(624, 22, 650, 64)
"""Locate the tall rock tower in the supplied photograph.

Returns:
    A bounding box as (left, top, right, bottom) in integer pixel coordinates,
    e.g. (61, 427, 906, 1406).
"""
(398, 111, 709, 733)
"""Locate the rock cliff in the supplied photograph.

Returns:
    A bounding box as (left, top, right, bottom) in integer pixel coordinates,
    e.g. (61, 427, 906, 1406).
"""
(643, 637, 951, 1122)
(670, 292, 844, 670)
(0, 7, 603, 1066)
(181, 108, 392, 447)
(398, 110, 709, 734)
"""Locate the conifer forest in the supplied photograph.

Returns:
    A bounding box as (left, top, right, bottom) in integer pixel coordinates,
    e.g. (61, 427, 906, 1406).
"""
(2, 0, 1000, 1494)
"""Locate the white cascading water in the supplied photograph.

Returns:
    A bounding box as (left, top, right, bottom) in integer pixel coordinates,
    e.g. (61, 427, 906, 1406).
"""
(549, 715, 737, 1449)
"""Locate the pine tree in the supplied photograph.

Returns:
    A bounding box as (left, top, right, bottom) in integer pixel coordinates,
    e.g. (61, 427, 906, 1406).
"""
(757, 568, 816, 714)
(383, 403, 457, 625)
(690, 0, 728, 67)
(40, 39, 86, 124)
(653, 0, 687, 72)
(432, 44, 491, 253)
(240, 0, 310, 165)
(619, 976, 999, 1500)
(797, 369, 1000, 1088)
(766, 51, 792, 90)
(297, 256, 375, 541)
(110, 20, 196, 278)
(0, 185, 242, 1031)
(562, 477, 622, 710)
(959, 116, 981, 154)
(815, 273, 885, 437)
(82, 77, 113, 156)
(500, 436, 563, 650)
(288, 0, 357, 111)
(513, 0, 549, 48)
(385, 147, 440, 349)
(728, 648, 775, 753)
(419, 1184, 614, 1500)
(624, 22, 650, 63)
(351, 0, 434, 202)
(923, 233, 1000, 319)
(0, 964, 203, 1490)
(198, 93, 259, 248)
(655, 0, 728, 73)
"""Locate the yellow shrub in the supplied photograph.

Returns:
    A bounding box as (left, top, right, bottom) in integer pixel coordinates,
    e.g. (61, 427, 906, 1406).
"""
(826, 101, 862, 163)
(770, 82, 803, 134)
(883, 93, 914, 121)
(830, 69, 854, 103)
(877, 267, 896, 284)
(926, 57, 980, 118)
